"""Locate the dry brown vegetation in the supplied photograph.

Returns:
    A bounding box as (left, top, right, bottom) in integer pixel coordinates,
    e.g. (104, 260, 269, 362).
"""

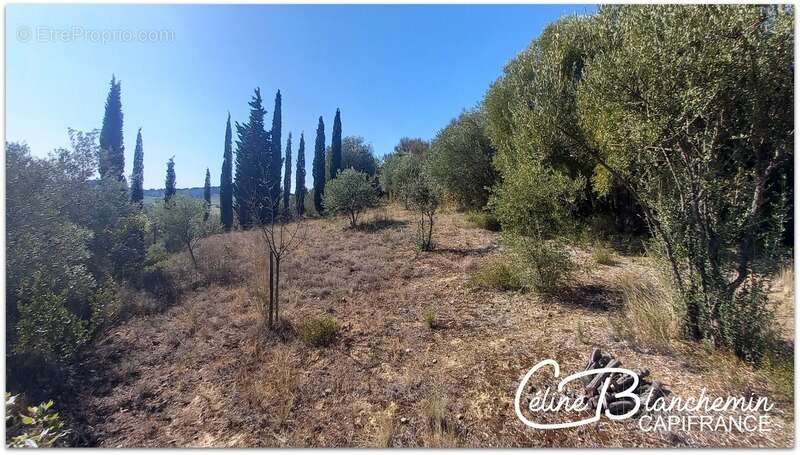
(71, 206, 793, 447)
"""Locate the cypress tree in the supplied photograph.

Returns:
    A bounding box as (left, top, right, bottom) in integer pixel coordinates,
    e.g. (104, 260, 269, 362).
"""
(312, 116, 326, 214)
(295, 132, 306, 216)
(204, 168, 212, 221)
(99, 75, 125, 182)
(269, 90, 283, 215)
(130, 128, 144, 204)
(282, 133, 292, 216)
(164, 157, 176, 203)
(234, 88, 270, 228)
(330, 108, 342, 180)
(220, 113, 234, 231)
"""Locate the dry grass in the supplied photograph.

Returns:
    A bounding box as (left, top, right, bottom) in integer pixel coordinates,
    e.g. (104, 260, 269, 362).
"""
(612, 270, 679, 352)
(72, 206, 793, 448)
(592, 243, 616, 266)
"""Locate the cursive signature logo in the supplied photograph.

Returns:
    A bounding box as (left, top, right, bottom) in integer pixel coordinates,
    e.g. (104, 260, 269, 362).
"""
(514, 359, 641, 429)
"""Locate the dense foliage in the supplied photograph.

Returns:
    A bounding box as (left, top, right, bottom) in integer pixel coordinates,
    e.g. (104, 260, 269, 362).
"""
(98, 76, 125, 182)
(295, 133, 307, 216)
(341, 136, 378, 176)
(428, 109, 496, 210)
(482, 4, 793, 360)
(312, 116, 326, 214)
(130, 128, 144, 204)
(330, 108, 342, 180)
(283, 133, 292, 216)
(220, 113, 234, 231)
(323, 169, 378, 227)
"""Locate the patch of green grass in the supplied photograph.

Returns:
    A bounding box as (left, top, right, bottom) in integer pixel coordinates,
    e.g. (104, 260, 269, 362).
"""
(298, 315, 340, 347)
(423, 307, 437, 329)
(592, 243, 616, 265)
(465, 210, 501, 231)
(469, 259, 521, 291)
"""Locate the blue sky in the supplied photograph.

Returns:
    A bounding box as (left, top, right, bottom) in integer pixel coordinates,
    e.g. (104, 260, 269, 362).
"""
(6, 4, 595, 189)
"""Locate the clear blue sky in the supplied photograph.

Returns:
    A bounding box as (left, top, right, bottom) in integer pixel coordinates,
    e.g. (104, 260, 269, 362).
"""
(6, 4, 596, 189)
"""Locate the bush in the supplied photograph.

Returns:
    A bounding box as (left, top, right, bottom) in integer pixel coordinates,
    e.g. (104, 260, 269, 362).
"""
(299, 315, 341, 347)
(719, 279, 776, 363)
(469, 259, 520, 291)
(428, 109, 496, 210)
(613, 271, 679, 352)
(406, 173, 441, 251)
(13, 275, 90, 368)
(505, 235, 574, 293)
(592, 243, 615, 265)
(154, 196, 221, 268)
(465, 210, 501, 231)
(423, 307, 437, 329)
(5, 394, 70, 448)
(323, 169, 378, 227)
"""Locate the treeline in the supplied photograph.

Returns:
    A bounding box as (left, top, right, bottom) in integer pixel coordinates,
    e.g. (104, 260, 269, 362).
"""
(6, 73, 375, 407)
(386, 5, 793, 362)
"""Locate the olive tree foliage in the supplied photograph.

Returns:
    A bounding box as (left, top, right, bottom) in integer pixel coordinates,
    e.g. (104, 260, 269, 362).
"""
(6, 132, 145, 394)
(154, 196, 220, 269)
(484, 5, 792, 360)
(428, 108, 496, 210)
(379, 138, 429, 202)
(323, 168, 378, 227)
(405, 172, 441, 251)
(341, 136, 378, 176)
(575, 5, 793, 359)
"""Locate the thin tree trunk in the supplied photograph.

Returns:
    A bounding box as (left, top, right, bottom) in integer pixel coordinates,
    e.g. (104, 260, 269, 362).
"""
(275, 257, 280, 324)
(187, 242, 198, 269)
(268, 252, 274, 329)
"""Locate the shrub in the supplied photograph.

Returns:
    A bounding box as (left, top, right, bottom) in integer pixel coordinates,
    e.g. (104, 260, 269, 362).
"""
(423, 307, 437, 329)
(428, 109, 496, 210)
(5, 394, 70, 448)
(592, 243, 615, 266)
(406, 173, 441, 251)
(719, 278, 776, 363)
(13, 275, 90, 368)
(299, 315, 341, 347)
(465, 210, 501, 231)
(469, 259, 520, 291)
(613, 271, 679, 352)
(323, 168, 378, 227)
(154, 196, 221, 268)
(505, 235, 574, 293)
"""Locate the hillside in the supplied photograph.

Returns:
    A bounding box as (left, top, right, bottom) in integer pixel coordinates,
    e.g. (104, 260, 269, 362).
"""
(69, 207, 794, 448)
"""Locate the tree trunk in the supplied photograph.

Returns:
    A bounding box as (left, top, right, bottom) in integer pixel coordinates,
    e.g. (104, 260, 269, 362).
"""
(268, 252, 274, 329)
(275, 257, 280, 324)
(187, 241, 198, 269)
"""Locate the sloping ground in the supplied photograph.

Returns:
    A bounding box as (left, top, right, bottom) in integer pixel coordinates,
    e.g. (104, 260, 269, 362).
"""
(73, 207, 793, 447)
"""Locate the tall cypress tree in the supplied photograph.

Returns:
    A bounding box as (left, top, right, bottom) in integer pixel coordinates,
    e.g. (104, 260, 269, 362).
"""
(234, 88, 270, 228)
(220, 113, 234, 231)
(203, 169, 211, 221)
(269, 90, 283, 215)
(312, 116, 326, 214)
(282, 133, 292, 216)
(330, 108, 342, 180)
(99, 75, 125, 182)
(295, 132, 306, 216)
(164, 157, 176, 203)
(130, 128, 144, 204)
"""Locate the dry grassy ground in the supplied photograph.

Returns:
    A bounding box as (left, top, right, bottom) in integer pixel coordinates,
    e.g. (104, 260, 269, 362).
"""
(72, 206, 794, 448)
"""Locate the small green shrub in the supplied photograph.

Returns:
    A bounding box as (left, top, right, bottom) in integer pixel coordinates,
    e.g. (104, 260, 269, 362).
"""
(423, 307, 437, 329)
(592, 243, 615, 265)
(613, 271, 679, 352)
(469, 259, 521, 291)
(299, 315, 341, 347)
(505, 235, 574, 293)
(720, 279, 776, 363)
(465, 210, 501, 231)
(5, 394, 70, 448)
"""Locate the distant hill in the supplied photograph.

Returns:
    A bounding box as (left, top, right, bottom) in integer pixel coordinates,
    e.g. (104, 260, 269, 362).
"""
(143, 186, 220, 206)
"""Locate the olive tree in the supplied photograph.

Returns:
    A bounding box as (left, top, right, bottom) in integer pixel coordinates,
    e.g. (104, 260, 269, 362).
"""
(406, 172, 441, 251)
(323, 168, 378, 227)
(155, 196, 220, 269)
